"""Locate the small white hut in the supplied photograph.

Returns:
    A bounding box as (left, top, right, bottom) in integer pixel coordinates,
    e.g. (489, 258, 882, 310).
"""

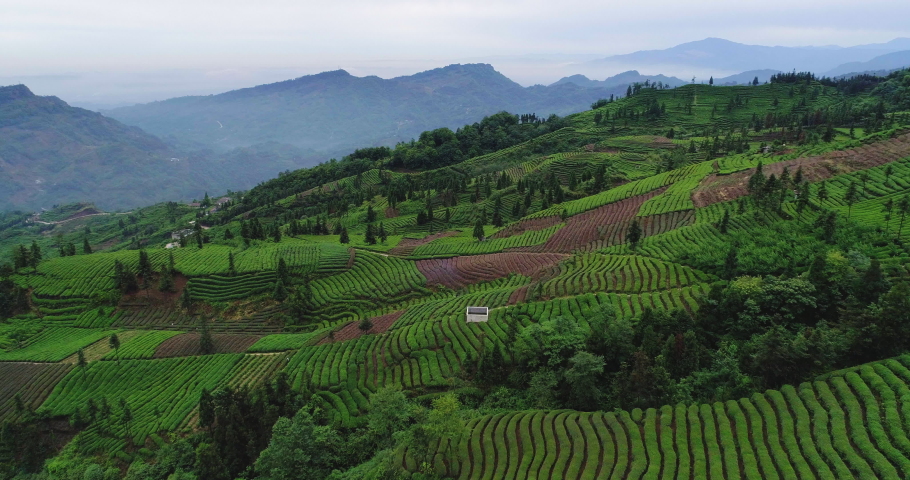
(466, 306, 489, 323)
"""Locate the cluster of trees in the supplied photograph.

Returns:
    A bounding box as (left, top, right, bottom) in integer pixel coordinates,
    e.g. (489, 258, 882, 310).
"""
(388, 111, 566, 171)
(43, 381, 468, 480)
(472, 258, 906, 413)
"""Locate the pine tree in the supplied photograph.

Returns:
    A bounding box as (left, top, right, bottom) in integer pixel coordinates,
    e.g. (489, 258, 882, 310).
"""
(179, 288, 193, 311)
(83, 238, 92, 254)
(28, 241, 41, 271)
(378, 222, 388, 244)
(723, 246, 738, 279)
(276, 257, 289, 283)
(844, 182, 859, 218)
(273, 278, 288, 302)
(626, 220, 642, 250)
(365, 224, 377, 245)
(228, 251, 237, 276)
(199, 318, 214, 354)
(473, 218, 485, 242)
(158, 265, 174, 292)
(77, 348, 87, 372)
(109, 334, 120, 362)
(718, 209, 730, 234)
(897, 195, 910, 239)
(339, 227, 350, 244)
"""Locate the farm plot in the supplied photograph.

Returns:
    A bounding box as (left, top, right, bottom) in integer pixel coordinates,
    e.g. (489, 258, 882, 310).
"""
(41, 354, 242, 447)
(540, 254, 713, 297)
(532, 188, 666, 253)
(490, 216, 563, 240)
(411, 226, 562, 258)
(62, 330, 144, 363)
(186, 272, 277, 302)
(153, 333, 261, 358)
(422, 354, 910, 479)
(416, 253, 567, 290)
(317, 310, 405, 345)
(692, 131, 910, 207)
(102, 330, 183, 360)
(388, 231, 460, 256)
(309, 251, 429, 307)
(247, 332, 322, 352)
(0, 362, 72, 420)
(579, 210, 695, 252)
(225, 353, 287, 389)
(0, 328, 115, 362)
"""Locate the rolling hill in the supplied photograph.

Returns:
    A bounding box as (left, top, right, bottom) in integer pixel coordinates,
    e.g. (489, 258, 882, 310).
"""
(2, 71, 910, 479)
(0, 85, 315, 212)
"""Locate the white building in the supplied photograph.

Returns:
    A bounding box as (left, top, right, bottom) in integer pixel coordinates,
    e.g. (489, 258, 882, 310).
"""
(466, 306, 489, 323)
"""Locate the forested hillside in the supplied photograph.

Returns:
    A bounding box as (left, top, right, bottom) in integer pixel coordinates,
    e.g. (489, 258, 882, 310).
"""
(2, 69, 910, 480)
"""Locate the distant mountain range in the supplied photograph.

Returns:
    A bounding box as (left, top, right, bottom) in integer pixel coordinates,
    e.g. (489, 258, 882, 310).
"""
(105, 64, 622, 153)
(5, 37, 910, 212)
(583, 37, 910, 77)
(0, 85, 305, 211)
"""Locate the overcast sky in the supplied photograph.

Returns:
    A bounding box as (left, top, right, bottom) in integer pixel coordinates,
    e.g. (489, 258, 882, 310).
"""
(2, 0, 910, 106)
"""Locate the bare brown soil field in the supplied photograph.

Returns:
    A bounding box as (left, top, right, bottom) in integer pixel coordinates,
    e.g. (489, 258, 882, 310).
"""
(692, 132, 910, 207)
(0, 362, 72, 420)
(318, 310, 405, 344)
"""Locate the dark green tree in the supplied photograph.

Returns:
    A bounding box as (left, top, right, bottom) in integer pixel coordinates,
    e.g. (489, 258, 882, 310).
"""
(339, 228, 350, 244)
(843, 182, 859, 218)
(109, 333, 120, 362)
(626, 220, 642, 250)
(473, 218, 485, 241)
(83, 238, 92, 254)
(199, 318, 214, 354)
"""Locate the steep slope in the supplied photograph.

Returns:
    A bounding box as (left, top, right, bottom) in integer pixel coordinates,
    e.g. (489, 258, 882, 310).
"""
(104, 64, 616, 153)
(0, 85, 305, 211)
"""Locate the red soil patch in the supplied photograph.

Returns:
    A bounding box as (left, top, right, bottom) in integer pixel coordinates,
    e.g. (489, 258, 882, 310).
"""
(577, 210, 695, 252)
(346, 248, 356, 268)
(318, 310, 405, 344)
(491, 216, 563, 239)
(153, 333, 261, 358)
(0, 363, 72, 420)
(389, 231, 460, 256)
(508, 286, 529, 305)
(417, 252, 568, 290)
(514, 187, 667, 253)
(385, 207, 400, 218)
(692, 132, 910, 207)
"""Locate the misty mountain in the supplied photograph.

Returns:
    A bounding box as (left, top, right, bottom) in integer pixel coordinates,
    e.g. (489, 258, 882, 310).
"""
(824, 50, 910, 77)
(0, 85, 305, 211)
(550, 70, 686, 89)
(585, 37, 910, 75)
(713, 69, 782, 85)
(105, 64, 618, 153)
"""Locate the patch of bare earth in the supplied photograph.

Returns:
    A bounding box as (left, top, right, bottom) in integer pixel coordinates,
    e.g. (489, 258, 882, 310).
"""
(692, 132, 910, 207)
(318, 310, 405, 344)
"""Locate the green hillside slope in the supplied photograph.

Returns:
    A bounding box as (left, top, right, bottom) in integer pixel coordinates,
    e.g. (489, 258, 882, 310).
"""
(1, 72, 910, 479)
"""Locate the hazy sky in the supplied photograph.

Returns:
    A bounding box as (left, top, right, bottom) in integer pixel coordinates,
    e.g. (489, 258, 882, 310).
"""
(3, 0, 910, 106)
